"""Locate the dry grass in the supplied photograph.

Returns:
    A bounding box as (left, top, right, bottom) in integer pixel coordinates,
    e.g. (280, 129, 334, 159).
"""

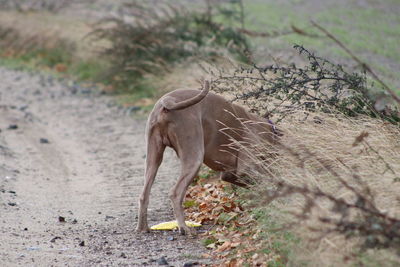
(0, 11, 95, 59)
(237, 110, 400, 266)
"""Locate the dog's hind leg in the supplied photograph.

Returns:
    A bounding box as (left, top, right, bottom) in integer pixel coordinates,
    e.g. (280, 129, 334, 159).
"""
(136, 131, 166, 232)
(169, 130, 204, 235)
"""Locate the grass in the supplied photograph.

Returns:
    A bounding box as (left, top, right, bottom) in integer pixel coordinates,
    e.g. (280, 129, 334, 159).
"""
(70, 60, 110, 82)
(238, 110, 400, 266)
(193, 108, 399, 266)
(244, 1, 400, 58)
(242, 0, 400, 92)
(250, 207, 300, 265)
(0, 45, 109, 83)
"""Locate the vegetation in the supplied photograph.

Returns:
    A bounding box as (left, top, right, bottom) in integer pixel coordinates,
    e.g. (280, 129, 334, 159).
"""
(213, 45, 399, 124)
(0, 0, 75, 13)
(88, 0, 250, 93)
(0, 25, 108, 84)
(242, 0, 400, 91)
(187, 109, 400, 266)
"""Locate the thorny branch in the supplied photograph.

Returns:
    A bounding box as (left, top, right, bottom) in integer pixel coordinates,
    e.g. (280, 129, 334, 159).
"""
(212, 45, 399, 124)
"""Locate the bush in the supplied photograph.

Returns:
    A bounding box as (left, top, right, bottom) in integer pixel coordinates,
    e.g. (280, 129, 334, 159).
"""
(89, 0, 250, 92)
(212, 45, 400, 124)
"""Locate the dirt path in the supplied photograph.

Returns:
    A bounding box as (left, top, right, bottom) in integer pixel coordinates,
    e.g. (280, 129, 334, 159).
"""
(0, 68, 207, 266)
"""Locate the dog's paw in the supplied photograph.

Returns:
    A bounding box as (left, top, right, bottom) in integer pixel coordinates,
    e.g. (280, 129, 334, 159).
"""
(135, 225, 150, 233)
(179, 226, 197, 237)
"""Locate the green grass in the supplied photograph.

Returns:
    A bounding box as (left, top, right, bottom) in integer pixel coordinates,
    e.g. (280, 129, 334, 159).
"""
(71, 60, 110, 82)
(243, 1, 400, 59)
(356, 250, 400, 267)
(241, 0, 400, 92)
(250, 207, 300, 266)
(0, 46, 113, 88)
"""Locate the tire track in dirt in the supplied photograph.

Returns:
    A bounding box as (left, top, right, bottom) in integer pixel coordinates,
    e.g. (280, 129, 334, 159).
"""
(0, 68, 208, 266)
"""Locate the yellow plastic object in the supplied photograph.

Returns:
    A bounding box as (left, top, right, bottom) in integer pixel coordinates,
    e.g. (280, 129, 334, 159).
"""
(150, 220, 201, 230)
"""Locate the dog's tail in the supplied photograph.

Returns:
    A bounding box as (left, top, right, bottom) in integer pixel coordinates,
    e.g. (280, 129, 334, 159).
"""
(161, 81, 210, 111)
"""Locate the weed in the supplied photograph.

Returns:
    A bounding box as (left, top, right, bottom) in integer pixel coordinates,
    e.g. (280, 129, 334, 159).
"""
(202, 237, 217, 247)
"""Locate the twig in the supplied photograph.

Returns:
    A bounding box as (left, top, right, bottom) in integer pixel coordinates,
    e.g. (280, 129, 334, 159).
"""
(237, 26, 319, 38)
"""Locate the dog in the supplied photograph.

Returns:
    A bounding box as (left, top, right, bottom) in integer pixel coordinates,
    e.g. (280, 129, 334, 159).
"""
(136, 81, 279, 235)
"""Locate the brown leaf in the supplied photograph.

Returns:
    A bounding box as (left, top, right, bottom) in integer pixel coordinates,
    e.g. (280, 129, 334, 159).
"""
(199, 202, 207, 210)
(216, 241, 232, 252)
(226, 258, 238, 267)
(54, 63, 67, 73)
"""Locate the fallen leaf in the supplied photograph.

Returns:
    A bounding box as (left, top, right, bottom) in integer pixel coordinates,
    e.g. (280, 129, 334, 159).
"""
(216, 241, 231, 252)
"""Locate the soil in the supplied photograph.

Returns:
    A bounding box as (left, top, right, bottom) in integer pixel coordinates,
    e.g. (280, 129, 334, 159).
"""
(0, 68, 209, 266)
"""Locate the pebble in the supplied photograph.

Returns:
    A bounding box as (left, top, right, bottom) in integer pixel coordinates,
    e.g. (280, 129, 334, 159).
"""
(27, 246, 41, 251)
(50, 236, 62, 243)
(183, 262, 198, 267)
(157, 256, 168, 265)
(39, 138, 50, 144)
(105, 215, 115, 221)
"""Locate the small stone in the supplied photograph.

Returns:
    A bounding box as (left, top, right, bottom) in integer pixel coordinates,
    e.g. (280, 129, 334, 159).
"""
(50, 236, 61, 243)
(183, 262, 198, 267)
(72, 219, 78, 224)
(39, 138, 49, 144)
(8, 124, 18, 130)
(157, 256, 168, 265)
(79, 241, 85, 246)
(105, 215, 115, 220)
(8, 202, 17, 206)
(167, 236, 174, 241)
(19, 105, 28, 111)
(27, 246, 40, 251)
(58, 216, 66, 223)
(120, 252, 127, 258)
